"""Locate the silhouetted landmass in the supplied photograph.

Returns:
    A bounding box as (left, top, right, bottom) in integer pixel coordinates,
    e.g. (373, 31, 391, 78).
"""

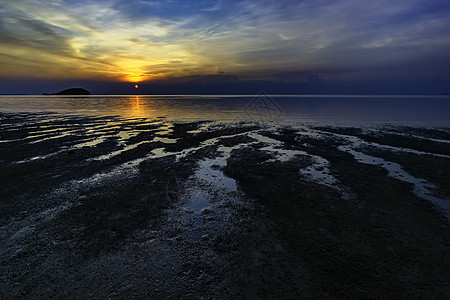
(43, 88, 91, 95)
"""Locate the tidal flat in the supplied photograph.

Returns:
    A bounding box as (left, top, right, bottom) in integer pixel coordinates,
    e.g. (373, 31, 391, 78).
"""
(1, 112, 449, 299)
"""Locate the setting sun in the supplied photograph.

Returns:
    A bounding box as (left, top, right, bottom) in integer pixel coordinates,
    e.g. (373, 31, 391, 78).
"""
(134, 84, 138, 89)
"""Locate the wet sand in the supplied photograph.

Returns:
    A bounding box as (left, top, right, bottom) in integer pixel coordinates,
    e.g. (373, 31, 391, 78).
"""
(1, 112, 450, 298)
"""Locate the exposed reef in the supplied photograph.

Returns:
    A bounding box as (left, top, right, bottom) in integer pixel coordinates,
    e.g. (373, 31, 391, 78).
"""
(1, 113, 449, 299)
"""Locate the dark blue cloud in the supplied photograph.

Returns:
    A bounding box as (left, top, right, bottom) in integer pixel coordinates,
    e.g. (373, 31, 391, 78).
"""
(110, 0, 232, 20)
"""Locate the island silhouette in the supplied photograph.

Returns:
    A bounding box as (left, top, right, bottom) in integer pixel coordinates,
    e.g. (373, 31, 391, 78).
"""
(43, 88, 91, 95)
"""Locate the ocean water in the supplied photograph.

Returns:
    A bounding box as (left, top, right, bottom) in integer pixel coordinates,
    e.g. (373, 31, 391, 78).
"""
(0, 94, 449, 126)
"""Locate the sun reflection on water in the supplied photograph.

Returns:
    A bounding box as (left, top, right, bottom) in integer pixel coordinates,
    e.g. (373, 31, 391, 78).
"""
(127, 96, 148, 118)
(135, 96, 140, 111)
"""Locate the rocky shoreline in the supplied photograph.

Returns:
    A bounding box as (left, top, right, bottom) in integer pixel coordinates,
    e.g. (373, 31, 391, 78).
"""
(1, 112, 449, 298)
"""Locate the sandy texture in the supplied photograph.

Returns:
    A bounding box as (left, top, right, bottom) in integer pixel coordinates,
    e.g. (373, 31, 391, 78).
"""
(1, 113, 449, 299)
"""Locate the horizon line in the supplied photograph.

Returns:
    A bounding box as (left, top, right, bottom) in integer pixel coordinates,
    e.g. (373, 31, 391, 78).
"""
(1, 93, 449, 97)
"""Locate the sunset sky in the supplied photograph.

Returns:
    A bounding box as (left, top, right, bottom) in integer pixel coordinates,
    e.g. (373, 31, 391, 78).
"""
(1, 0, 449, 94)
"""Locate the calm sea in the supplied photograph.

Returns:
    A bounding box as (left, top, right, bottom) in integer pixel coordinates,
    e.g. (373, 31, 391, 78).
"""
(0, 94, 449, 126)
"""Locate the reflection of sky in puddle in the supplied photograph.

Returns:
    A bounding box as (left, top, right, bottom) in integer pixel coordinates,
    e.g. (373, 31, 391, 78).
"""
(262, 146, 306, 162)
(248, 131, 341, 188)
(150, 147, 173, 158)
(27, 129, 79, 144)
(93, 125, 121, 132)
(406, 134, 450, 144)
(14, 150, 64, 164)
(154, 123, 173, 136)
(117, 131, 131, 143)
(315, 127, 450, 159)
(183, 190, 211, 212)
(187, 129, 202, 134)
(72, 137, 105, 148)
(91, 141, 151, 161)
(299, 156, 337, 187)
(153, 137, 177, 144)
(196, 158, 237, 191)
(27, 127, 60, 135)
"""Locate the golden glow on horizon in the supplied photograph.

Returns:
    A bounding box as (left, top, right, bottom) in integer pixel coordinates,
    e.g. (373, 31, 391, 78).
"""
(129, 76, 142, 83)
(0, 1, 260, 81)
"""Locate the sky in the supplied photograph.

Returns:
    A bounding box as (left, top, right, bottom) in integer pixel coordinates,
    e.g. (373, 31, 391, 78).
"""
(0, 0, 449, 94)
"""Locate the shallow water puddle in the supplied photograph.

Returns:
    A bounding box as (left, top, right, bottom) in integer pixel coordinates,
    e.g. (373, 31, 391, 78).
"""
(178, 176, 235, 241)
(262, 145, 307, 162)
(153, 137, 178, 144)
(174, 131, 249, 161)
(72, 137, 106, 148)
(196, 157, 237, 191)
(340, 146, 450, 217)
(75, 156, 148, 186)
(91, 141, 151, 161)
(150, 147, 173, 158)
(248, 130, 341, 188)
(299, 156, 338, 187)
(390, 132, 450, 144)
(316, 127, 450, 159)
(117, 131, 131, 143)
(14, 150, 65, 164)
(186, 129, 202, 134)
(87, 124, 121, 134)
(155, 123, 173, 136)
(171, 138, 244, 241)
(27, 127, 61, 136)
(247, 132, 306, 161)
(247, 132, 281, 145)
(27, 129, 79, 144)
(183, 190, 211, 212)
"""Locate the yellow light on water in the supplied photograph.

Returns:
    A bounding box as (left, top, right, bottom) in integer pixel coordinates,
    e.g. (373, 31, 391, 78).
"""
(135, 96, 140, 110)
